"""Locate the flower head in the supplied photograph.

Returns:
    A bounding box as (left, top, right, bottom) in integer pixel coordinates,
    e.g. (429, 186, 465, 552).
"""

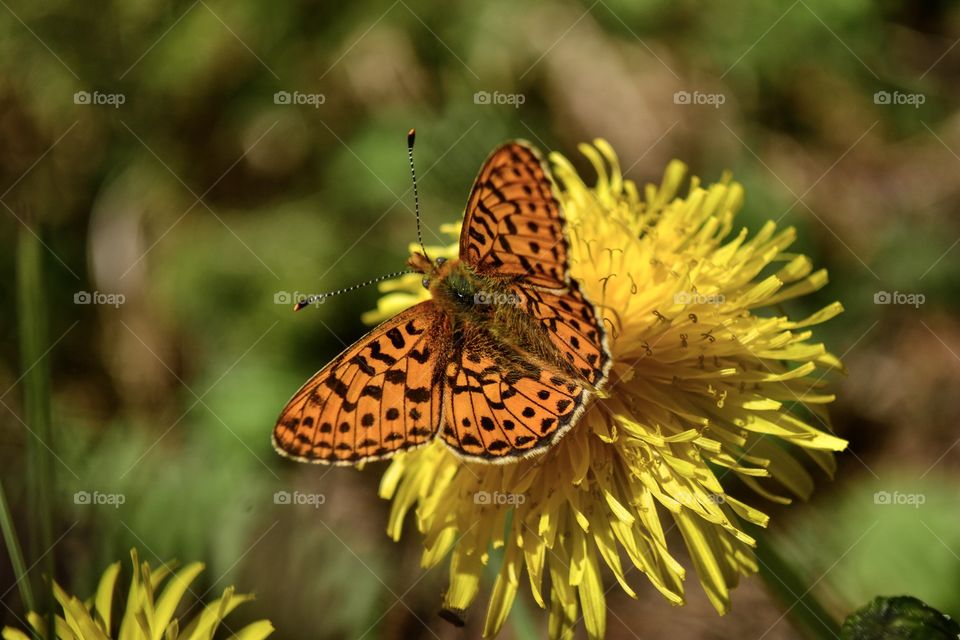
(1, 549, 274, 640)
(366, 141, 846, 638)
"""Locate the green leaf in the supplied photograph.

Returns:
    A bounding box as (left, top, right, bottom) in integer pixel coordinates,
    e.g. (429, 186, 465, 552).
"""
(841, 596, 960, 639)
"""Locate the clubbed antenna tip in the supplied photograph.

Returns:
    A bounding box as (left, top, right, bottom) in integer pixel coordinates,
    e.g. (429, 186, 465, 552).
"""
(406, 128, 431, 263)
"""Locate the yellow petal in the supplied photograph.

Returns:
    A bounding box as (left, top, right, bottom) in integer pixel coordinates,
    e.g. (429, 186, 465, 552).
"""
(227, 620, 275, 640)
(577, 547, 606, 640)
(180, 588, 253, 640)
(482, 542, 521, 637)
(93, 561, 121, 633)
(442, 551, 483, 613)
(153, 562, 205, 640)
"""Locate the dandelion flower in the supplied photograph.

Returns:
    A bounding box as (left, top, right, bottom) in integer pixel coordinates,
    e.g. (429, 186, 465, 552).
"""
(366, 140, 846, 638)
(1, 549, 274, 640)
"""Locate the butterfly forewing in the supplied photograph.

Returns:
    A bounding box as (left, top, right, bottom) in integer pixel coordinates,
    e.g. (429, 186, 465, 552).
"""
(273, 302, 448, 465)
(460, 142, 569, 289)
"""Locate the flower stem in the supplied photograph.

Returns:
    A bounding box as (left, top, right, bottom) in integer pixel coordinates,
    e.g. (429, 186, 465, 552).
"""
(0, 479, 35, 613)
(16, 208, 56, 633)
(747, 523, 840, 639)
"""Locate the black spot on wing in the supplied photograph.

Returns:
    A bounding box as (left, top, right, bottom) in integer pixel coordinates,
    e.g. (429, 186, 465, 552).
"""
(384, 370, 405, 384)
(406, 387, 431, 402)
(385, 327, 405, 349)
(369, 341, 397, 365)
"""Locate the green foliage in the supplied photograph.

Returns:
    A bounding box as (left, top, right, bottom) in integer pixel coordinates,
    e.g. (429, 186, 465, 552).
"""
(841, 596, 960, 640)
(779, 471, 960, 620)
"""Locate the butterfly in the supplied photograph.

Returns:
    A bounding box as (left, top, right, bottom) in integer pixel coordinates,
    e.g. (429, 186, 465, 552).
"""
(273, 140, 612, 465)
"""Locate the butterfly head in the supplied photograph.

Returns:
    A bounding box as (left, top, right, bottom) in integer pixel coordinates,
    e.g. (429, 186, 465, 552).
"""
(408, 252, 450, 289)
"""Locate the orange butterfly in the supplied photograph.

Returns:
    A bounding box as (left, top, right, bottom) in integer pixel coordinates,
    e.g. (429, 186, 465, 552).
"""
(273, 138, 611, 465)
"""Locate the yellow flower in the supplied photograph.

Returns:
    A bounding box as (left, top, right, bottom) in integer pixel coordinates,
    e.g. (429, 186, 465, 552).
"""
(2, 549, 274, 640)
(366, 141, 847, 639)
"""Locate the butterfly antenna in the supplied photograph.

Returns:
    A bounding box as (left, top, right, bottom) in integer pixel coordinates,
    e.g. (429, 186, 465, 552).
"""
(294, 131, 427, 312)
(293, 269, 413, 311)
(407, 128, 432, 264)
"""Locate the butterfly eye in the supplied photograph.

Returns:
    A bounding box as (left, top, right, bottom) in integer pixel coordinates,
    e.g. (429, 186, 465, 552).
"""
(422, 277, 431, 290)
(435, 257, 447, 266)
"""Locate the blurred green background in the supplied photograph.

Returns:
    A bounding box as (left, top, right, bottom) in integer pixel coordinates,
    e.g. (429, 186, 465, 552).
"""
(1, 1, 959, 638)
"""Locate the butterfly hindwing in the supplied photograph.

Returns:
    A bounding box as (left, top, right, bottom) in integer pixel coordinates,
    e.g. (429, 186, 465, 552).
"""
(273, 302, 448, 465)
(460, 141, 569, 289)
(439, 328, 588, 461)
(510, 279, 611, 388)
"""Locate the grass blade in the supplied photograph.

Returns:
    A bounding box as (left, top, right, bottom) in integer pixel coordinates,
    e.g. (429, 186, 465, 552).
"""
(16, 210, 56, 637)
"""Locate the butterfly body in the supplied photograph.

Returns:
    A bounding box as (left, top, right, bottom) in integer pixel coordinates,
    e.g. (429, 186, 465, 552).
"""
(274, 140, 612, 465)
(421, 256, 590, 391)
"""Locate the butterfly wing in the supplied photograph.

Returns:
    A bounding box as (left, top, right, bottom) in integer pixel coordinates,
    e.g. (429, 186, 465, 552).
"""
(510, 280, 611, 388)
(460, 141, 569, 289)
(437, 140, 612, 462)
(273, 301, 448, 465)
(438, 328, 588, 462)
(461, 140, 612, 389)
